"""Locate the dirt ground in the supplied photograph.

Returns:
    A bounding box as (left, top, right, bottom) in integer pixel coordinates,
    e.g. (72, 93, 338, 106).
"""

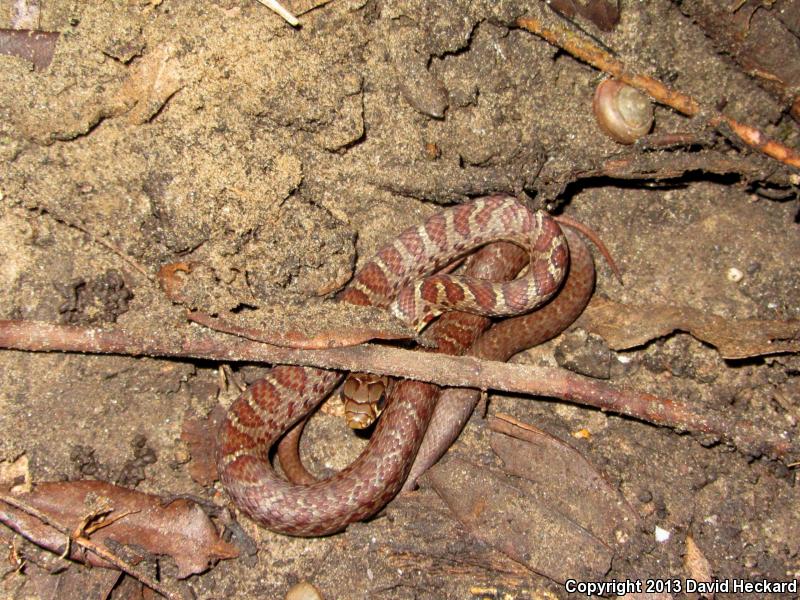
(1, 0, 799, 598)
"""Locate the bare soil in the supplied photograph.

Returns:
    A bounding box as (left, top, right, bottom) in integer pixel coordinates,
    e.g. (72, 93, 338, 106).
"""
(0, 0, 798, 598)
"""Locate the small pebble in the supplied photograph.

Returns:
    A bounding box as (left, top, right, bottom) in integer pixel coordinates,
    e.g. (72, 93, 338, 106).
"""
(286, 582, 324, 600)
(571, 428, 591, 439)
(746, 261, 761, 275)
(423, 141, 441, 160)
(398, 63, 448, 118)
(726, 267, 744, 283)
(173, 447, 191, 464)
(654, 526, 671, 543)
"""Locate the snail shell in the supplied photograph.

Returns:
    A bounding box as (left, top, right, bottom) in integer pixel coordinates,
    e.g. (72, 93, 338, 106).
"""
(592, 79, 654, 144)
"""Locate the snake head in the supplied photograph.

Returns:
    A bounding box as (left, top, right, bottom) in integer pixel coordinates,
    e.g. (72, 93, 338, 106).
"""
(342, 374, 389, 429)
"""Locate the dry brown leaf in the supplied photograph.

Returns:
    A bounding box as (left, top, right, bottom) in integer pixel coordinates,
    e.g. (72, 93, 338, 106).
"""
(39, 566, 122, 600)
(685, 535, 714, 599)
(580, 297, 800, 359)
(423, 456, 613, 583)
(0, 29, 59, 70)
(547, 0, 620, 31)
(489, 414, 640, 545)
(0, 480, 237, 578)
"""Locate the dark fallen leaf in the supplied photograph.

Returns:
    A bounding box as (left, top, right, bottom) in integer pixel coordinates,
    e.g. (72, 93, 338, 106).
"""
(180, 406, 225, 487)
(548, 0, 577, 20)
(580, 297, 800, 359)
(3, 524, 119, 600)
(40, 566, 122, 600)
(547, 0, 620, 31)
(379, 491, 538, 589)
(3, 533, 122, 600)
(422, 456, 613, 583)
(0, 480, 237, 578)
(579, 0, 620, 31)
(0, 29, 59, 70)
(112, 573, 158, 600)
(488, 415, 639, 545)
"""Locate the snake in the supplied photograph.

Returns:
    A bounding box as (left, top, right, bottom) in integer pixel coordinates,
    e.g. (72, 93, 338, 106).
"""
(280, 227, 599, 491)
(216, 194, 574, 536)
(335, 221, 595, 435)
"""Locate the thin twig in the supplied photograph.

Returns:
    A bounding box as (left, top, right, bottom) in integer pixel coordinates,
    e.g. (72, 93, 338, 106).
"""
(0, 319, 794, 461)
(515, 15, 800, 170)
(0, 491, 181, 600)
(24, 206, 151, 279)
(188, 311, 409, 349)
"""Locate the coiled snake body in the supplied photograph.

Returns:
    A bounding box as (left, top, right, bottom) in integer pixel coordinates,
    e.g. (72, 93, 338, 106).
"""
(217, 195, 574, 536)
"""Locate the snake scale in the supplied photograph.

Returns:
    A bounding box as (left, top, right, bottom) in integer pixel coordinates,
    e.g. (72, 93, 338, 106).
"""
(217, 195, 579, 536)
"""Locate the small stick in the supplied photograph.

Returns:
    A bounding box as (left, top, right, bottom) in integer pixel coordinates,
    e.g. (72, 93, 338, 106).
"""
(188, 311, 408, 350)
(515, 15, 800, 170)
(21, 205, 150, 279)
